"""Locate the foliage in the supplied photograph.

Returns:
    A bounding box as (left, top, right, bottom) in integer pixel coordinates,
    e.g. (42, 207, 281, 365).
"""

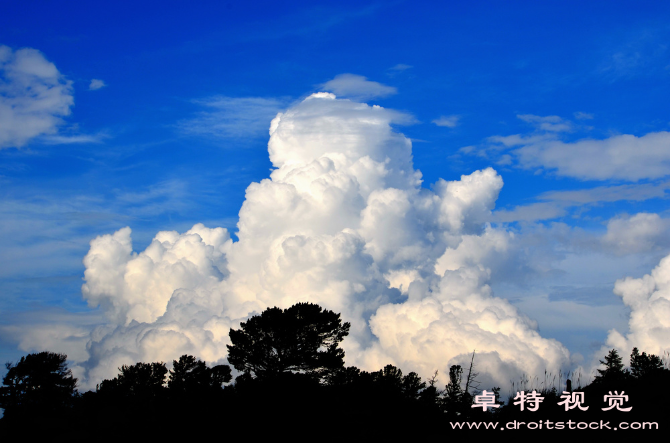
(3, 343, 670, 434)
(630, 347, 665, 378)
(444, 364, 464, 401)
(490, 386, 504, 408)
(325, 365, 361, 386)
(0, 351, 77, 418)
(418, 370, 441, 407)
(168, 354, 231, 393)
(97, 361, 167, 397)
(443, 364, 470, 414)
(593, 349, 629, 384)
(227, 302, 350, 380)
(371, 364, 426, 400)
(372, 364, 403, 389)
(401, 371, 426, 400)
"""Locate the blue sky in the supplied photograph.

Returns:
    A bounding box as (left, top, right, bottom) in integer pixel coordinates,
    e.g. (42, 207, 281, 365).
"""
(1, 1, 670, 389)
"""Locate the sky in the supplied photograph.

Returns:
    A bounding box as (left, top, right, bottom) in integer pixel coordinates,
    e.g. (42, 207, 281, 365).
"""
(1, 1, 670, 393)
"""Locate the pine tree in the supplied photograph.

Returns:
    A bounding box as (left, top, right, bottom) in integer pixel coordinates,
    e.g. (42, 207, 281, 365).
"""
(593, 349, 629, 384)
(0, 352, 77, 419)
(629, 347, 665, 378)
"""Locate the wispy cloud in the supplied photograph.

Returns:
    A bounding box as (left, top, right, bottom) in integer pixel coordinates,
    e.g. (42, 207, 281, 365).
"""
(493, 202, 568, 223)
(432, 115, 460, 128)
(160, 3, 381, 58)
(539, 181, 670, 204)
(113, 179, 192, 217)
(0, 178, 196, 277)
(0, 307, 105, 374)
(88, 79, 106, 90)
(0, 45, 74, 149)
(493, 180, 670, 224)
(573, 111, 593, 120)
(516, 114, 573, 132)
(465, 113, 670, 181)
(319, 74, 397, 100)
(511, 131, 670, 181)
(389, 63, 412, 71)
(177, 96, 287, 140)
(41, 133, 108, 144)
(386, 64, 413, 78)
(598, 27, 670, 80)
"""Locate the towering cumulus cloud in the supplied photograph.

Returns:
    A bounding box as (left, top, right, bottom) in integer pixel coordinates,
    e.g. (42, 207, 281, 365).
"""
(76, 93, 570, 389)
(598, 253, 670, 366)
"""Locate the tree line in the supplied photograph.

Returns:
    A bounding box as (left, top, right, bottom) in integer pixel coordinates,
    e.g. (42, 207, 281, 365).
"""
(1, 302, 668, 435)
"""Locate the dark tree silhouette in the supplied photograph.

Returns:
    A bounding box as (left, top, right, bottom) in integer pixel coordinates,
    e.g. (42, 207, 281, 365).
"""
(97, 361, 167, 397)
(443, 364, 467, 414)
(0, 352, 77, 418)
(463, 350, 480, 397)
(325, 365, 362, 386)
(444, 365, 463, 400)
(227, 302, 350, 380)
(370, 364, 426, 400)
(168, 354, 231, 393)
(630, 347, 665, 378)
(401, 371, 426, 400)
(373, 364, 404, 390)
(593, 349, 629, 384)
(418, 370, 441, 408)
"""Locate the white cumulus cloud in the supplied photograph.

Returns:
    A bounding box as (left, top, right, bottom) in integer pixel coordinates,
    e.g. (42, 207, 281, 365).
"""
(602, 213, 669, 254)
(589, 252, 670, 375)
(22, 93, 571, 390)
